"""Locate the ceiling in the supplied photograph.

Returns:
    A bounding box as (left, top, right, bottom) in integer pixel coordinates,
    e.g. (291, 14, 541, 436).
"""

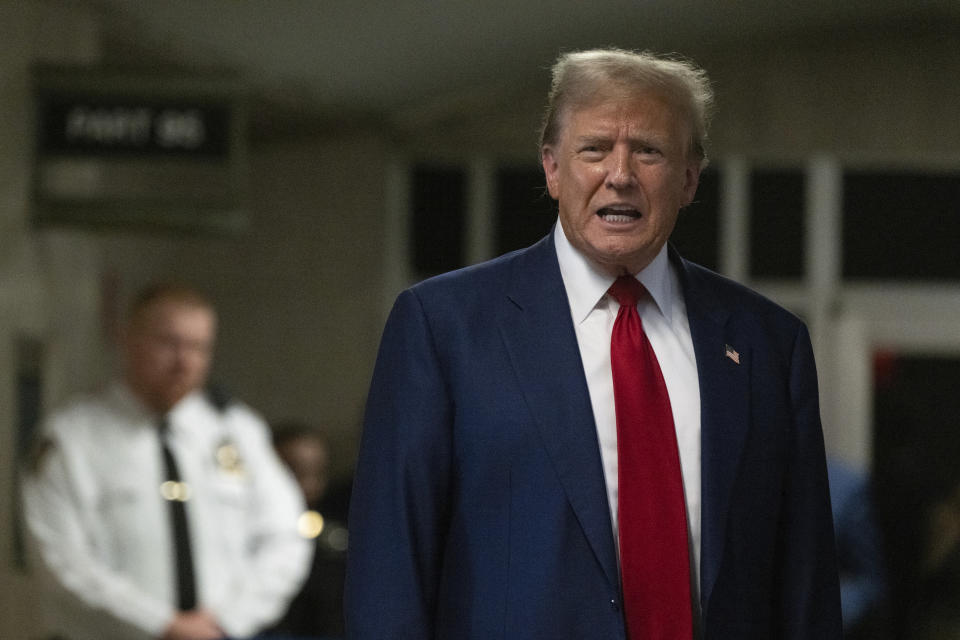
(91, 0, 960, 133)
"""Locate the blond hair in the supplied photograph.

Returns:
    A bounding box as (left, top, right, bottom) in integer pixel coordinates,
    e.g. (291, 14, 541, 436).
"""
(127, 281, 214, 327)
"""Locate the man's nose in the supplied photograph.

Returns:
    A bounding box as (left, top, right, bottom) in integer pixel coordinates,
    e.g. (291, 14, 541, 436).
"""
(605, 147, 637, 189)
(173, 342, 202, 363)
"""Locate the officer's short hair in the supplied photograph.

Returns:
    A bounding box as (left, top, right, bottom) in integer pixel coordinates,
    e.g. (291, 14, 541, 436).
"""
(127, 281, 215, 326)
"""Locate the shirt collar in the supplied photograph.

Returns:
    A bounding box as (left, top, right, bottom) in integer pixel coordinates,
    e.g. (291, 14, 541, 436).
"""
(110, 379, 205, 428)
(554, 220, 675, 324)
(110, 380, 154, 420)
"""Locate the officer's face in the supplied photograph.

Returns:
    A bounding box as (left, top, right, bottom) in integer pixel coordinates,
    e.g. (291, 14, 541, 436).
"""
(124, 299, 216, 413)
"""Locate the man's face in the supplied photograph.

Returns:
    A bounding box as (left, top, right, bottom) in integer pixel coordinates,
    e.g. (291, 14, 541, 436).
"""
(123, 300, 216, 413)
(277, 436, 330, 507)
(541, 90, 701, 276)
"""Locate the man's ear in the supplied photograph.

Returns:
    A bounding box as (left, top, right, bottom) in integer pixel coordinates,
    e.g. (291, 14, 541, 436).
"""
(541, 147, 561, 200)
(680, 160, 702, 207)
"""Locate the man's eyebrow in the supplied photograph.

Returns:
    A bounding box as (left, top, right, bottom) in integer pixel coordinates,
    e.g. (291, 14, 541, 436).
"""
(629, 129, 669, 144)
(573, 134, 611, 145)
(573, 131, 670, 147)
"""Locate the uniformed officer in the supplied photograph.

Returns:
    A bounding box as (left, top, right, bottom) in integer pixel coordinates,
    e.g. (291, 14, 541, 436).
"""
(22, 282, 311, 640)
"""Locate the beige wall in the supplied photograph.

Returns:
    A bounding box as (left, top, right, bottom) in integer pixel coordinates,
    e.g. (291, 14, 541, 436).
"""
(400, 21, 960, 165)
(705, 23, 960, 163)
(0, 2, 105, 637)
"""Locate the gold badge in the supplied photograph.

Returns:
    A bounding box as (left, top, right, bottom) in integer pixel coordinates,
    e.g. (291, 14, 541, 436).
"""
(215, 440, 245, 476)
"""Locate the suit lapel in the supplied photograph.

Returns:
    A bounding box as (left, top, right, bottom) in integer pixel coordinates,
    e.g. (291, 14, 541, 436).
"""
(493, 238, 753, 602)
(496, 235, 620, 590)
(674, 251, 751, 615)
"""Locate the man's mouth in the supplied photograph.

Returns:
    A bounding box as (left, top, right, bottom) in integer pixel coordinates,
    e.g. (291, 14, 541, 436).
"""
(597, 206, 641, 223)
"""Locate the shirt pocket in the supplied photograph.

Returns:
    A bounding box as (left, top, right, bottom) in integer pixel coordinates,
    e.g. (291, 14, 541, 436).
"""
(207, 471, 250, 532)
(94, 478, 157, 567)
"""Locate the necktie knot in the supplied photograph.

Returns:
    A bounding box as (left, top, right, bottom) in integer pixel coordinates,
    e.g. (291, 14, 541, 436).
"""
(608, 275, 645, 308)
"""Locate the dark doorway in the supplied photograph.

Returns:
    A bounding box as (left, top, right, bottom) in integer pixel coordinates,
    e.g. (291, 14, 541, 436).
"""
(873, 353, 960, 640)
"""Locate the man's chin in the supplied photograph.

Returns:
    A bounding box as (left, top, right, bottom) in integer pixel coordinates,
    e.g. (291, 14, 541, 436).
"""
(589, 246, 657, 277)
(152, 387, 195, 413)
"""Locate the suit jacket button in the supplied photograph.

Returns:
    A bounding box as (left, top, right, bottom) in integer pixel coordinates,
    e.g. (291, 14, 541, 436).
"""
(610, 599, 620, 611)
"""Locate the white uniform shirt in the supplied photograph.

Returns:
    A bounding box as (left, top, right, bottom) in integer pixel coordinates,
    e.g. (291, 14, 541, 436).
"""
(22, 383, 311, 640)
(554, 223, 703, 608)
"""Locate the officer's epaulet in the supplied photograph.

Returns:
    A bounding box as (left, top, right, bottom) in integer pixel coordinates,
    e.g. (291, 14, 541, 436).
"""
(27, 437, 56, 475)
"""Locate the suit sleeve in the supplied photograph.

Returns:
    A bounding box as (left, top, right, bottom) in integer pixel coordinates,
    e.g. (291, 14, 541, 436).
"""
(779, 323, 843, 638)
(345, 288, 453, 639)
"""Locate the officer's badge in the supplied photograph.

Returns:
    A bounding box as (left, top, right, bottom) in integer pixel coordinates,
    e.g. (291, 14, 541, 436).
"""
(215, 439, 245, 476)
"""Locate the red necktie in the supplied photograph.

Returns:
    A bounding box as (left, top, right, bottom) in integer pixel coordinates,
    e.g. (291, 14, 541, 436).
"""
(609, 276, 693, 640)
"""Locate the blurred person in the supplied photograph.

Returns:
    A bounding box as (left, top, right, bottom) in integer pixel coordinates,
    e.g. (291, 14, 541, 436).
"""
(828, 458, 889, 639)
(908, 481, 960, 640)
(22, 282, 310, 640)
(267, 422, 348, 639)
(346, 48, 841, 639)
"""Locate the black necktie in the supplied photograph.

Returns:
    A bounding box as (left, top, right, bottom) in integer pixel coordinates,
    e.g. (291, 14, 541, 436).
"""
(159, 416, 197, 611)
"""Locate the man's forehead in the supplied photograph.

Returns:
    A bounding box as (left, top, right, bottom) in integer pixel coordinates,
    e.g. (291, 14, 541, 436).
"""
(135, 299, 214, 324)
(560, 93, 691, 143)
(569, 118, 670, 139)
(131, 303, 216, 340)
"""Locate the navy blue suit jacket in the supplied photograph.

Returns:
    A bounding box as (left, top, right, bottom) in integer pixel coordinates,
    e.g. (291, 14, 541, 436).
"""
(346, 233, 841, 639)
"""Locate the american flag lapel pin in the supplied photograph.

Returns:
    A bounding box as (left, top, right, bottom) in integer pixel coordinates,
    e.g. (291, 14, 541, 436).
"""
(724, 344, 740, 365)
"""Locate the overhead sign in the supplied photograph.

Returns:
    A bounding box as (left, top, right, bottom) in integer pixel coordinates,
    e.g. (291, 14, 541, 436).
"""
(32, 66, 249, 234)
(39, 96, 232, 157)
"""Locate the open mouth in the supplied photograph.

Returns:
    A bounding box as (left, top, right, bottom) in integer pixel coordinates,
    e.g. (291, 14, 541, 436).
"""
(597, 206, 641, 223)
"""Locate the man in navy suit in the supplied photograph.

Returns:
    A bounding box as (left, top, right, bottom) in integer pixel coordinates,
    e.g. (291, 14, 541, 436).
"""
(346, 48, 841, 639)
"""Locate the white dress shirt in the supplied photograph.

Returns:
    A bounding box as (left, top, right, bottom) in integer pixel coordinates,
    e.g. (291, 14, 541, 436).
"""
(23, 382, 310, 640)
(554, 222, 703, 605)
